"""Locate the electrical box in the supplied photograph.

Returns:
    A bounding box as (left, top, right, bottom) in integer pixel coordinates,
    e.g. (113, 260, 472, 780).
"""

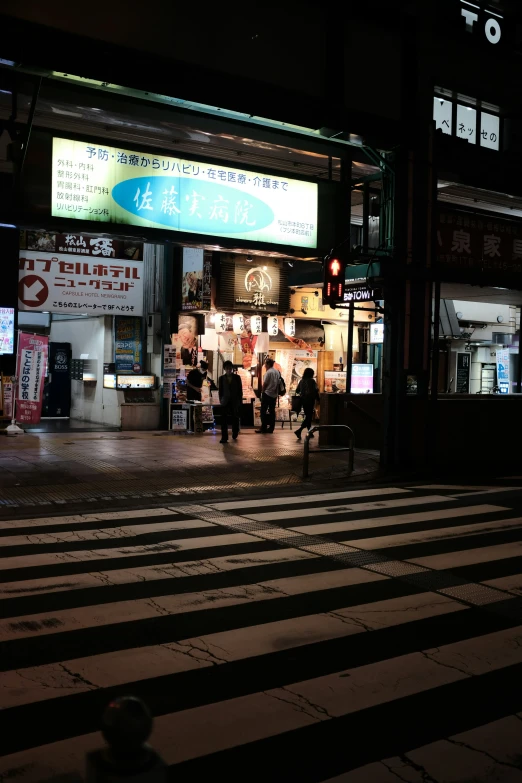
(147, 313, 161, 354)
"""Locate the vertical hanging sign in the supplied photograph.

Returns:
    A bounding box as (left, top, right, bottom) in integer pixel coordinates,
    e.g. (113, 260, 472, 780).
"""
(15, 332, 49, 424)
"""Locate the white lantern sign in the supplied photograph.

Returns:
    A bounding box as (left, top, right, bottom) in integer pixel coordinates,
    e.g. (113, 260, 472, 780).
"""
(233, 313, 245, 334)
(284, 317, 296, 337)
(267, 316, 279, 337)
(250, 314, 263, 335)
(214, 312, 227, 333)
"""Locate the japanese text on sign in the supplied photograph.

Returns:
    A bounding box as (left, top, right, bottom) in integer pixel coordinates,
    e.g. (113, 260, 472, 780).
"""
(18, 250, 144, 316)
(52, 138, 318, 249)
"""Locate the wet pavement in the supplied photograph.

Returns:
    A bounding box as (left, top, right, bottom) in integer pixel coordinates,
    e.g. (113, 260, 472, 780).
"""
(0, 427, 380, 515)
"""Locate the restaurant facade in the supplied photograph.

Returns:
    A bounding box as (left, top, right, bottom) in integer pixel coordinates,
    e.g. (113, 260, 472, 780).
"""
(1, 1, 522, 467)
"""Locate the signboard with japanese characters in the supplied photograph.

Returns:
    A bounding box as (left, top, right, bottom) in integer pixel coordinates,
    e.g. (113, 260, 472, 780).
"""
(15, 333, 48, 425)
(52, 138, 318, 249)
(21, 230, 143, 260)
(0, 308, 15, 355)
(437, 211, 522, 274)
(433, 96, 500, 152)
(496, 348, 510, 394)
(18, 250, 144, 315)
(344, 284, 374, 303)
(234, 264, 281, 311)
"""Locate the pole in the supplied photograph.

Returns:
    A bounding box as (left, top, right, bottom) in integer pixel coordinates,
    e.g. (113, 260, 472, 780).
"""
(346, 302, 354, 394)
(362, 182, 370, 253)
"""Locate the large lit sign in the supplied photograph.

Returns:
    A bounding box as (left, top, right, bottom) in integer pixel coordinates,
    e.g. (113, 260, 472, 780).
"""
(52, 138, 318, 249)
(351, 364, 373, 394)
(460, 2, 502, 44)
(116, 374, 155, 389)
(0, 308, 14, 355)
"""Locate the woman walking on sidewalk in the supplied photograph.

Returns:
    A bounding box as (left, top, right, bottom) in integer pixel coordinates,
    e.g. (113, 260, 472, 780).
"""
(295, 367, 320, 440)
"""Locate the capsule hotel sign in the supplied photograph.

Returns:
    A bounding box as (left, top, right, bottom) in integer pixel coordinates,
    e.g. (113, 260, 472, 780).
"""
(51, 138, 318, 249)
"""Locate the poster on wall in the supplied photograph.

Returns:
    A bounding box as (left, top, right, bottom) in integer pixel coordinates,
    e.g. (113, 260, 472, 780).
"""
(496, 348, 510, 394)
(18, 250, 144, 316)
(324, 371, 347, 393)
(0, 308, 15, 355)
(15, 332, 49, 424)
(114, 316, 143, 373)
(370, 323, 384, 344)
(182, 248, 204, 311)
(177, 315, 198, 366)
(456, 353, 470, 394)
(52, 138, 318, 249)
(291, 351, 318, 393)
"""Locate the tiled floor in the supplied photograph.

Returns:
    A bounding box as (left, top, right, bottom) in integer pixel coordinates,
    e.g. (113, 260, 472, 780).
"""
(0, 428, 380, 510)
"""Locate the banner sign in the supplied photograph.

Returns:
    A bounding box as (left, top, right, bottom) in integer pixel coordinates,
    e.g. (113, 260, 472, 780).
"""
(2, 380, 13, 419)
(52, 137, 318, 249)
(15, 333, 48, 424)
(22, 230, 143, 261)
(18, 250, 144, 316)
(496, 348, 510, 394)
(437, 210, 522, 275)
(182, 248, 204, 311)
(0, 308, 15, 355)
(115, 316, 143, 373)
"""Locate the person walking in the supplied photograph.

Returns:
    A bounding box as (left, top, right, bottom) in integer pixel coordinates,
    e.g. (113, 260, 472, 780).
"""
(218, 361, 243, 443)
(256, 357, 279, 434)
(295, 367, 320, 440)
(186, 360, 207, 402)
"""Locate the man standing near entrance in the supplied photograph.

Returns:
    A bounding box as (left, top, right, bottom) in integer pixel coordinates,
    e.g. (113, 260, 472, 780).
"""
(256, 357, 279, 434)
(218, 361, 242, 443)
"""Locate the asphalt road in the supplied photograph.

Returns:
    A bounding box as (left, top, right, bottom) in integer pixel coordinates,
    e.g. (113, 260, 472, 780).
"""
(2, 480, 522, 782)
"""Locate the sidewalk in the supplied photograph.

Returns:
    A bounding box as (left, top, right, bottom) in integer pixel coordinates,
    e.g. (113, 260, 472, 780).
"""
(0, 427, 380, 516)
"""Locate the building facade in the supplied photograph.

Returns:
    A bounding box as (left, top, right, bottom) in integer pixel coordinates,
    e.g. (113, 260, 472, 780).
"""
(0, 0, 521, 467)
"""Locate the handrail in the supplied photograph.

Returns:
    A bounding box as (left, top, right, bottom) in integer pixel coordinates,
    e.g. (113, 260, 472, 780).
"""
(303, 425, 355, 479)
(345, 400, 381, 426)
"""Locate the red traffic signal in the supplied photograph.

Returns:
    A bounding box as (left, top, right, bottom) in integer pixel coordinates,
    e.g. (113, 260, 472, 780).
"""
(323, 256, 346, 305)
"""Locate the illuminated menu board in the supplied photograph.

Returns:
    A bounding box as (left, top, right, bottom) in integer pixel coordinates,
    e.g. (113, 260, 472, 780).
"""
(116, 374, 155, 389)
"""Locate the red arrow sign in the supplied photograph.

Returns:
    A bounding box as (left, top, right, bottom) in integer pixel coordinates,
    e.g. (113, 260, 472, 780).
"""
(18, 275, 49, 308)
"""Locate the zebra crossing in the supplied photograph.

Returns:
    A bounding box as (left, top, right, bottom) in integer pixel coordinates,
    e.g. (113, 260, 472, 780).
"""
(2, 483, 522, 781)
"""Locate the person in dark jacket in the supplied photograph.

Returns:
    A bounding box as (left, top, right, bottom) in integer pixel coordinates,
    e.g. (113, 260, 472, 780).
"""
(218, 361, 243, 443)
(295, 367, 320, 440)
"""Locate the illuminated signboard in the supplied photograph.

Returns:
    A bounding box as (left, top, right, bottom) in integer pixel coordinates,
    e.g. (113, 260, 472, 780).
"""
(103, 374, 116, 389)
(0, 308, 14, 355)
(351, 364, 373, 394)
(116, 374, 155, 389)
(52, 138, 318, 249)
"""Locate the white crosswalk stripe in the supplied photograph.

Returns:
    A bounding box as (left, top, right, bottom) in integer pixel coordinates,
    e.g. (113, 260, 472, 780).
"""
(2, 484, 522, 782)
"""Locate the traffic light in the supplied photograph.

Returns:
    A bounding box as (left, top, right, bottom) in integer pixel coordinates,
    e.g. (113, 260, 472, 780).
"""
(322, 255, 346, 306)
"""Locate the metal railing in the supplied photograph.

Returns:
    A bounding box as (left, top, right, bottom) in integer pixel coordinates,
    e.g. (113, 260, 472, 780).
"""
(303, 424, 355, 479)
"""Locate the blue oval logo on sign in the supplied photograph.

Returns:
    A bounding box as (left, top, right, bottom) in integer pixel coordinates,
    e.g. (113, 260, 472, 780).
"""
(112, 177, 274, 234)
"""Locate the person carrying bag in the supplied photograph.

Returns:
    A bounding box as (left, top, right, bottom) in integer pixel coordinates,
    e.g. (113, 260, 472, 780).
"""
(294, 367, 320, 440)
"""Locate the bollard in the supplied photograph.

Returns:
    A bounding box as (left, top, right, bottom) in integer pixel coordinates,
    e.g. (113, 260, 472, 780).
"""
(86, 696, 167, 783)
